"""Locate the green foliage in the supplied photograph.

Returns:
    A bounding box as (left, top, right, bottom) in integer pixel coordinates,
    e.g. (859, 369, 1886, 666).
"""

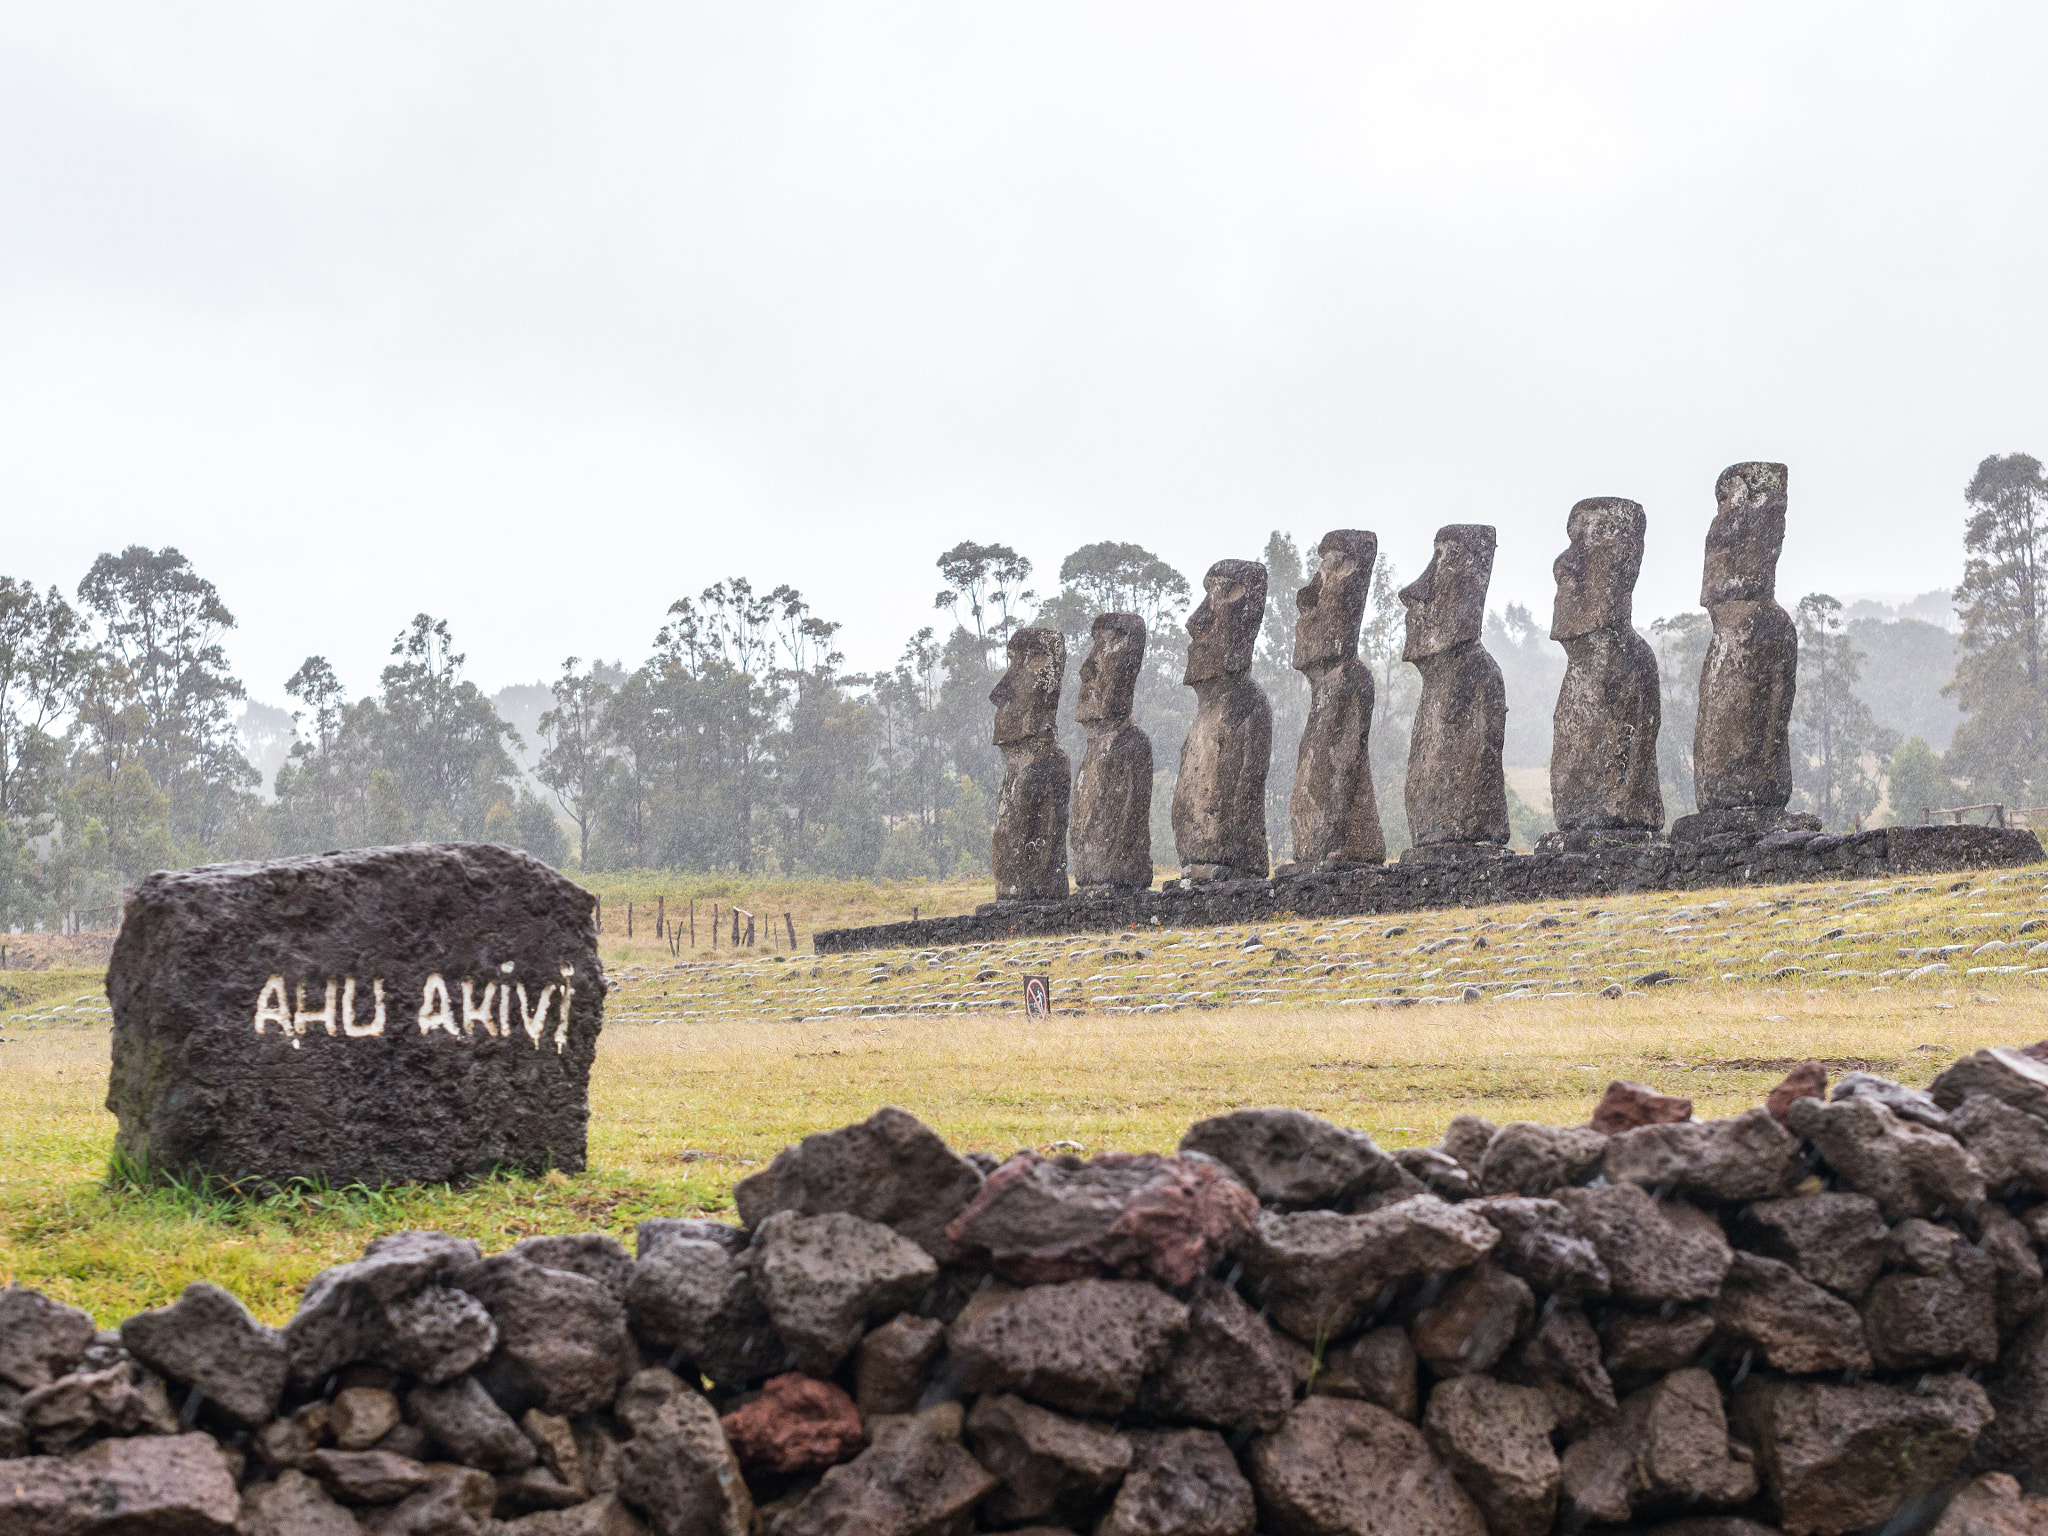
(1650, 611, 1712, 817)
(1884, 736, 1950, 824)
(1504, 781, 1555, 850)
(1792, 594, 1894, 829)
(1947, 453, 2048, 801)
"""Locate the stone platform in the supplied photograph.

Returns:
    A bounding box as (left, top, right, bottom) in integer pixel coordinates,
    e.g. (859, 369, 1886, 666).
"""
(813, 822, 2044, 954)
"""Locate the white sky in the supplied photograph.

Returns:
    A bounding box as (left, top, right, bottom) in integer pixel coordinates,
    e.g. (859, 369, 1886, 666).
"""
(3, 3, 2040, 704)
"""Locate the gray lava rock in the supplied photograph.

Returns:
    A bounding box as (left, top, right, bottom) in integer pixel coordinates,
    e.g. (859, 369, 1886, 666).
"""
(634, 1219, 746, 1258)
(964, 1392, 1130, 1527)
(1410, 1262, 1533, 1377)
(1442, 1116, 1498, 1178)
(1953, 1093, 2048, 1196)
(1513, 1304, 1614, 1413)
(1603, 1108, 1799, 1203)
(943, 1150, 1258, 1289)
(1710, 1252, 1872, 1374)
(1735, 1192, 1888, 1300)
(1238, 1195, 1499, 1342)
(1392, 1146, 1479, 1200)
(1311, 1324, 1420, 1420)
(1975, 1309, 2048, 1486)
(1101, 1428, 1255, 1536)
(509, 1234, 633, 1302)
(1557, 1185, 1733, 1303)
(1929, 1473, 2048, 1536)
(1139, 1277, 1293, 1433)
(1246, 1395, 1487, 1535)
(377, 1286, 498, 1386)
(1561, 1368, 1757, 1527)
(1866, 1243, 2000, 1371)
(750, 1211, 937, 1376)
(119, 1280, 286, 1426)
(455, 1255, 634, 1417)
(366, 1463, 494, 1534)
(732, 1106, 984, 1262)
(1833, 1070, 1951, 1129)
(1733, 1373, 1994, 1536)
(0, 1287, 96, 1390)
(284, 1231, 484, 1384)
(1179, 1107, 1390, 1209)
(1478, 1121, 1609, 1197)
(20, 1362, 177, 1452)
(1603, 1309, 1717, 1373)
(408, 1375, 537, 1472)
(1976, 1204, 2046, 1332)
(106, 845, 605, 1188)
(946, 1278, 1187, 1416)
(327, 1386, 399, 1450)
(0, 1431, 240, 1535)
(240, 1467, 363, 1536)
(775, 1402, 997, 1536)
(854, 1313, 946, 1417)
(307, 1448, 433, 1505)
(1423, 1374, 1560, 1536)
(1470, 1196, 1611, 1298)
(491, 1494, 646, 1535)
(611, 1369, 753, 1536)
(1788, 1094, 1986, 1221)
(623, 1239, 778, 1387)
(1933, 1048, 2048, 1120)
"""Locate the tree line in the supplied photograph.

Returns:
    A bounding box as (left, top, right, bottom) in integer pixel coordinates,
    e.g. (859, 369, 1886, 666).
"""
(0, 459, 2036, 925)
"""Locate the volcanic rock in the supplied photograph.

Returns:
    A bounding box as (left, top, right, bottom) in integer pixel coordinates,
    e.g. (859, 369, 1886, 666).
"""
(1590, 1080, 1693, 1134)
(611, 1369, 754, 1536)
(1556, 1185, 1733, 1303)
(1603, 1108, 1799, 1203)
(1179, 1108, 1390, 1209)
(719, 1373, 864, 1477)
(964, 1392, 1130, 1527)
(946, 1278, 1186, 1416)
(1734, 1191, 1888, 1300)
(118, 1281, 286, 1427)
(749, 1211, 937, 1375)
(1423, 1374, 1560, 1536)
(1246, 1395, 1487, 1536)
(1101, 1428, 1255, 1536)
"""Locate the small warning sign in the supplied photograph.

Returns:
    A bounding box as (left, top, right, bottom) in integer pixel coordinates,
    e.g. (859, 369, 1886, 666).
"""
(1024, 976, 1050, 1020)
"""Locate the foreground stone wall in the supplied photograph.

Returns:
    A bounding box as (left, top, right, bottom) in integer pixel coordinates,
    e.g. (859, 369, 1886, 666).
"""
(818, 822, 2044, 954)
(15, 1047, 2048, 1533)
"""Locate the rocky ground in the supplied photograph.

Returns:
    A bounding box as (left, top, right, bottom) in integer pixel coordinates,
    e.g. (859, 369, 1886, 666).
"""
(595, 865, 2048, 1027)
(12, 1046, 2048, 1533)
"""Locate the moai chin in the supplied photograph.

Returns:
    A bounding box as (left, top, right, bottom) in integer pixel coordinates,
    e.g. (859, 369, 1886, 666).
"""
(1070, 613, 1154, 893)
(989, 626, 1071, 901)
(1677, 461, 1810, 840)
(1287, 530, 1386, 870)
(1171, 560, 1272, 882)
(1545, 498, 1663, 847)
(1400, 525, 1509, 856)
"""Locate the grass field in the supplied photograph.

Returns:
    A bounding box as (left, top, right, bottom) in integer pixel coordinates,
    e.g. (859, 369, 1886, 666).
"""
(5, 863, 2047, 1325)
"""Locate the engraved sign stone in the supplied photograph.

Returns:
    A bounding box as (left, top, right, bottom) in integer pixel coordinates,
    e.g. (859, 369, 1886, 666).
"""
(106, 843, 606, 1188)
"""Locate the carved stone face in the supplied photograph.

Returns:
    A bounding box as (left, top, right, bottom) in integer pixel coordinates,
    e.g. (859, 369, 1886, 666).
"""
(1701, 461, 1788, 607)
(1076, 613, 1146, 725)
(1293, 530, 1377, 671)
(990, 627, 1065, 746)
(1184, 560, 1268, 685)
(1551, 498, 1646, 642)
(1400, 525, 1495, 661)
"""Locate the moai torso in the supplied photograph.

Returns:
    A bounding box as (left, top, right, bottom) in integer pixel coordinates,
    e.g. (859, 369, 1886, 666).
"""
(1172, 560, 1272, 881)
(1549, 497, 1663, 833)
(1401, 525, 1510, 848)
(989, 628, 1071, 900)
(1290, 530, 1385, 868)
(1071, 614, 1154, 891)
(1693, 463, 1796, 813)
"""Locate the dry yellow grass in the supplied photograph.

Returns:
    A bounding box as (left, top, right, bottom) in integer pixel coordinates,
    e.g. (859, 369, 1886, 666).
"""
(0, 977, 2023, 1325)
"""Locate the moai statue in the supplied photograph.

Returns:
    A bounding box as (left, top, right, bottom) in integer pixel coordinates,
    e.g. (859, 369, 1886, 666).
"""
(1070, 613, 1154, 893)
(1288, 530, 1386, 870)
(1675, 461, 1811, 840)
(1545, 498, 1663, 847)
(1171, 560, 1272, 882)
(989, 627, 1071, 901)
(1400, 525, 1509, 855)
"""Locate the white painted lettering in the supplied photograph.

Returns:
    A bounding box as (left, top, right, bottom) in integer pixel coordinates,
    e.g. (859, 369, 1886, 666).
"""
(418, 974, 457, 1036)
(516, 982, 556, 1047)
(342, 977, 386, 1037)
(461, 979, 498, 1037)
(497, 981, 510, 1036)
(295, 980, 338, 1042)
(254, 975, 291, 1036)
(556, 965, 574, 1053)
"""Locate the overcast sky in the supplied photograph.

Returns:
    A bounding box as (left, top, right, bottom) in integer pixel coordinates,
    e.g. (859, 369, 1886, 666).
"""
(4, 3, 2041, 707)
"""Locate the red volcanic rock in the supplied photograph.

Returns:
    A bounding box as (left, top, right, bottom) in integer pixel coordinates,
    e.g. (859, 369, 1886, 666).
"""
(719, 1374, 865, 1477)
(1765, 1059, 1826, 1125)
(945, 1152, 1259, 1289)
(1589, 1081, 1692, 1135)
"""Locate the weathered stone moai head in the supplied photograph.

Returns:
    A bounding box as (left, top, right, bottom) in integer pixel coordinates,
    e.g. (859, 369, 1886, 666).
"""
(1551, 498, 1646, 642)
(1701, 462, 1788, 607)
(1400, 525, 1495, 662)
(1293, 530, 1378, 672)
(1184, 560, 1268, 685)
(1075, 613, 1146, 726)
(990, 627, 1066, 746)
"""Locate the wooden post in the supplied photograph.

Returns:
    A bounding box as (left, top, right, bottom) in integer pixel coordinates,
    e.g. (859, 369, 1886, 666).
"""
(690, 900, 696, 948)
(1997, 803, 2008, 829)
(595, 895, 602, 932)
(657, 896, 664, 937)
(731, 907, 740, 946)
(627, 902, 633, 938)
(785, 912, 797, 948)
(712, 904, 718, 949)
(1921, 807, 1931, 825)
(746, 915, 756, 947)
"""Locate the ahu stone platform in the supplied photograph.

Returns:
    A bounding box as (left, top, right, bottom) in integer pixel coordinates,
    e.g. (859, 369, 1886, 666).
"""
(815, 823, 2044, 954)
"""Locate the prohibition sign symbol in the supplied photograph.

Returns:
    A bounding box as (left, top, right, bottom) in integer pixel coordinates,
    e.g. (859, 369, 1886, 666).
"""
(1024, 976, 1050, 1020)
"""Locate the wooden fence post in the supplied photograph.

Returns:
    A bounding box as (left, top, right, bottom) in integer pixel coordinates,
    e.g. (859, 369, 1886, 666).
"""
(627, 902, 633, 938)
(657, 896, 664, 937)
(712, 904, 718, 949)
(690, 899, 696, 948)
(595, 895, 602, 933)
(785, 912, 797, 949)
(731, 907, 740, 946)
